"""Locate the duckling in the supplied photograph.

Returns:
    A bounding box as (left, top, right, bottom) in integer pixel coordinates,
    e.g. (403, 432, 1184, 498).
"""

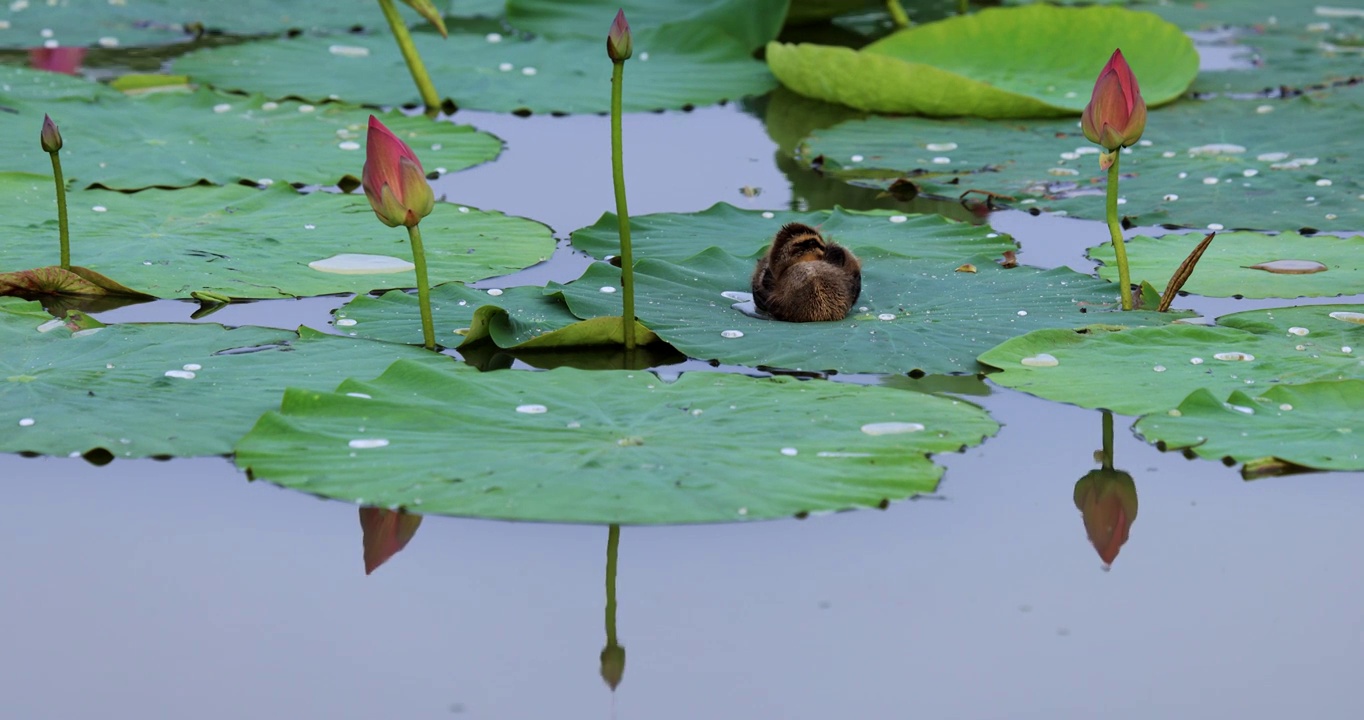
(751, 223, 862, 322)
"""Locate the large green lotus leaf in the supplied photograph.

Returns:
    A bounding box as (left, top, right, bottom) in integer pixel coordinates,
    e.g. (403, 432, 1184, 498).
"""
(0, 176, 552, 299)
(233, 359, 999, 524)
(765, 5, 1196, 117)
(335, 283, 655, 349)
(0, 82, 501, 189)
(0, 0, 443, 49)
(978, 304, 1364, 416)
(553, 248, 1178, 375)
(0, 65, 121, 103)
(1147, 0, 1364, 95)
(798, 96, 1364, 232)
(1134, 380, 1364, 473)
(568, 203, 1017, 264)
(506, 0, 788, 51)
(172, 24, 774, 114)
(0, 308, 447, 458)
(1088, 231, 1364, 300)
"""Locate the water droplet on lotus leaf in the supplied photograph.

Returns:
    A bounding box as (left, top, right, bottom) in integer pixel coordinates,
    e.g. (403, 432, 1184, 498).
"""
(1329, 311, 1364, 325)
(309, 254, 415, 275)
(1246, 259, 1327, 274)
(861, 422, 925, 436)
(1214, 352, 1255, 362)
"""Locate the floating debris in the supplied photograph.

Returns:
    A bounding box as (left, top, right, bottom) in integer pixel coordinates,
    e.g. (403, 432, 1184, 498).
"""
(1246, 259, 1327, 274)
(1020, 353, 1058, 367)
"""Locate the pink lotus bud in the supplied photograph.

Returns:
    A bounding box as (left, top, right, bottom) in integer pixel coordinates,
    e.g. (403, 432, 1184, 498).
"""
(1081, 49, 1147, 153)
(607, 9, 632, 62)
(1073, 467, 1139, 567)
(40, 113, 62, 153)
(362, 115, 435, 228)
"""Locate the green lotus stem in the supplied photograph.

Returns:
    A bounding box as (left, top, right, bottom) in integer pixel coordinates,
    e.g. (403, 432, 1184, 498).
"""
(1101, 410, 1114, 471)
(376, 0, 441, 112)
(886, 0, 910, 27)
(1106, 154, 1134, 311)
(49, 150, 69, 270)
(611, 61, 638, 351)
(406, 224, 436, 350)
(605, 524, 620, 646)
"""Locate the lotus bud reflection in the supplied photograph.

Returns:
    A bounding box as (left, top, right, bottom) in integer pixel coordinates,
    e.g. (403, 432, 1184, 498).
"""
(1081, 49, 1147, 167)
(599, 642, 626, 690)
(362, 115, 435, 229)
(28, 46, 86, 75)
(359, 507, 423, 575)
(1073, 467, 1139, 568)
(607, 9, 632, 63)
(40, 114, 62, 153)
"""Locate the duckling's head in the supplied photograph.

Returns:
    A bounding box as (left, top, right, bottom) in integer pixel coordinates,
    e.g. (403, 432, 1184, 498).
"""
(769, 222, 827, 270)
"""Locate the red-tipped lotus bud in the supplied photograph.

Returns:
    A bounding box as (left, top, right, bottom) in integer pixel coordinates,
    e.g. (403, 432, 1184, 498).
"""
(1081, 49, 1147, 155)
(607, 9, 632, 62)
(40, 113, 62, 153)
(362, 115, 435, 228)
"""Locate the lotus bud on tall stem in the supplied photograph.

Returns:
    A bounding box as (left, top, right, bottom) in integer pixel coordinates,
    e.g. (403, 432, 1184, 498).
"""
(376, 0, 444, 113)
(1082, 49, 1147, 311)
(41, 114, 70, 270)
(362, 115, 438, 350)
(608, 9, 638, 351)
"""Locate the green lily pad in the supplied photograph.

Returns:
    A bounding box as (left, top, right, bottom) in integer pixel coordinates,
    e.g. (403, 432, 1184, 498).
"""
(766, 4, 1197, 117)
(0, 264, 154, 300)
(0, 300, 446, 458)
(1088, 231, 1364, 299)
(172, 24, 775, 114)
(335, 283, 656, 349)
(568, 203, 1017, 264)
(1134, 380, 1364, 473)
(233, 358, 999, 524)
(1148, 0, 1364, 95)
(0, 74, 501, 189)
(553, 247, 1177, 375)
(0, 0, 443, 49)
(978, 304, 1364, 416)
(506, 0, 788, 51)
(0, 176, 553, 299)
(797, 96, 1364, 232)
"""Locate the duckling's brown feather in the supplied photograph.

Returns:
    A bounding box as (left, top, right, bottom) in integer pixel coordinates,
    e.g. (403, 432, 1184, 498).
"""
(751, 223, 861, 322)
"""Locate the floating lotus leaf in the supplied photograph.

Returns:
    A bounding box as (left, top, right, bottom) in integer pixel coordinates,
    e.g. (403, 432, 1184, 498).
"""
(797, 97, 1363, 232)
(173, 24, 775, 114)
(0, 264, 154, 300)
(335, 283, 656, 349)
(552, 247, 1177, 375)
(1135, 380, 1364, 474)
(568, 203, 1017, 264)
(0, 73, 501, 189)
(0, 0, 443, 48)
(1146, 0, 1364, 95)
(0, 299, 444, 458)
(1088, 231, 1364, 299)
(0, 176, 553, 299)
(978, 304, 1364, 416)
(506, 0, 788, 52)
(766, 5, 1196, 117)
(233, 358, 999, 524)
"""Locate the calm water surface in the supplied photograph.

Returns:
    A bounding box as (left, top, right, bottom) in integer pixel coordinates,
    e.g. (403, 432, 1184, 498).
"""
(4, 94, 1363, 720)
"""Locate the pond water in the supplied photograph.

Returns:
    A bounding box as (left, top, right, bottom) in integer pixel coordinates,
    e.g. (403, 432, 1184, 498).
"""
(6, 77, 1364, 720)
